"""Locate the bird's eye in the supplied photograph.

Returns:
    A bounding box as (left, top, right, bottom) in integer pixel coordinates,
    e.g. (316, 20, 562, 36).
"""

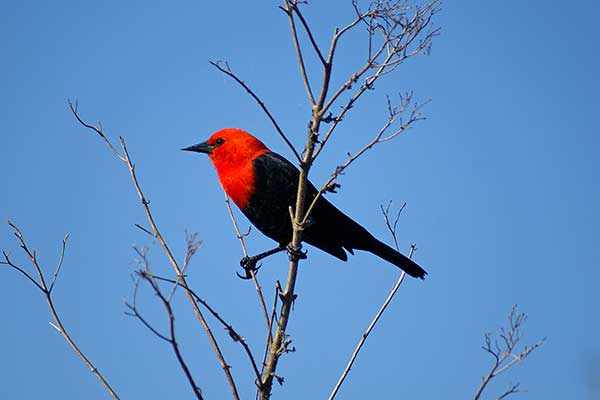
(214, 138, 225, 146)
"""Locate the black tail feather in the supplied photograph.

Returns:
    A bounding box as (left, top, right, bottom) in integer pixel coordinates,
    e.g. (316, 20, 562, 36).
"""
(367, 238, 427, 279)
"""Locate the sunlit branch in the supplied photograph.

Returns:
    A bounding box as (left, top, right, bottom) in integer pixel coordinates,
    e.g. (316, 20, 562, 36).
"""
(473, 306, 545, 400)
(152, 274, 263, 386)
(329, 202, 413, 399)
(224, 194, 272, 340)
(1, 222, 120, 400)
(126, 247, 204, 400)
(281, 0, 316, 105)
(69, 103, 240, 400)
(303, 95, 426, 227)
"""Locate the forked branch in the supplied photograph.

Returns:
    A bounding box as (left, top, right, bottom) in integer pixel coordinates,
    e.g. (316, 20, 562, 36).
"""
(1, 222, 120, 400)
(224, 194, 272, 340)
(152, 275, 263, 386)
(125, 246, 203, 400)
(313, 0, 440, 159)
(281, 0, 317, 105)
(329, 203, 413, 400)
(302, 94, 426, 227)
(473, 306, 545, 400)
(69, 101, 240, 400)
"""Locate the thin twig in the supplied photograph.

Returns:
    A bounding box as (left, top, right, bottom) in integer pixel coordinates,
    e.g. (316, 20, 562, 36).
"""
(289, 1, 326, 65)
(135, 223, 156, 237)
(497, 383, 523, 400)
(49, 234, 69, 293)
(313, 1, 440, 159)
(125, 278, 171, 342)
(68, 100, 126, 162)
(127, 249, 204, 400)
(382, 201, 406, 249)
(167, 232, 202, 302)
(260, 281, 281, 380)
(224, 194, 272, 341)
(70, 105, 240, 400)
(153, 275, 263, 384)
(472, 306, 545, 400)
(209, 61, 301, 163)
(329, 203, 413, 400)
(1, 249, 44, 292)
(2, 222, 120, 400)
(129, 247, 203, 399)
(282, 0, 316, 105)
(303, 96, 425, 227)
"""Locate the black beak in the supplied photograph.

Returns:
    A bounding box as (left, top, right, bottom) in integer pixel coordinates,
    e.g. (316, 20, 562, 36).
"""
(181, 141, 212, 154)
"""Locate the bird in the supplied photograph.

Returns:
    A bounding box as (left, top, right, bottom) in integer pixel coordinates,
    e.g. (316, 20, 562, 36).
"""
(182, 128, 427, 279)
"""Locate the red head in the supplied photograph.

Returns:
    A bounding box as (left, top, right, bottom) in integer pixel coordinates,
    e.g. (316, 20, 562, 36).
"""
(182, 128, 270, 209)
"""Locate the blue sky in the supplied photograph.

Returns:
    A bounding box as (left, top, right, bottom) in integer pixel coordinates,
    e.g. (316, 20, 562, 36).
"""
(1, 1, 599, 399)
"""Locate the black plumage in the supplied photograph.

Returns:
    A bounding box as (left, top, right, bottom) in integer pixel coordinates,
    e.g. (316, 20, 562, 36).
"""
(245, 152, 427, 279)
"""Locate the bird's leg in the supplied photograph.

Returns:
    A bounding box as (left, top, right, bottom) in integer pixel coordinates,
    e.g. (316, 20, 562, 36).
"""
(237, 245, 286, 280)
(286, 243, 308, 262)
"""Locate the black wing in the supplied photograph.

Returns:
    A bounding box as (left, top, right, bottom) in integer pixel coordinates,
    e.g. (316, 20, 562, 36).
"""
(246, 151, 361, 260)
(246, 151, 427, 278)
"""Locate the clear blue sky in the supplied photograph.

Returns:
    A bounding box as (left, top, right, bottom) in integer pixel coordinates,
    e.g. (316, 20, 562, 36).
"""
(1, 1, 599, 399)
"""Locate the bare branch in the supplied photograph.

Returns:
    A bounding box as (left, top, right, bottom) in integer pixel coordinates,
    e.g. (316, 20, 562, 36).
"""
(129, 252, 204, 400)
(497, 383, 523, 400)
(281, 0, 316, 105)
(125, 277, 171, 343)
(1, 249, 44, 292)
(153, 275, 263, 385)
(329, 204, 414, 400)
(473, 306, 545, 400)
(224, 194, 272, 341)
(290, 2, 326, 66)
(381, 201, 406, 249)
(49, 233, 69, 293)
(260, 280, 281, 382)
(313, 1, 440, 158)
(2, 222, 120, 399)
(209, 60, 301, 163)
(303, 95, 425, 227)
(71, 105, 240, 400)
(68, 99, 126, 162)
(167, 231, 202, 302)
(134, 223, 156, 237)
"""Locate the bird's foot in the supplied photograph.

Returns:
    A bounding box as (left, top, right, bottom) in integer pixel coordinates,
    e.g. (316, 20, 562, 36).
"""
(286, 244, 307, 262)
(237, 256, 261, 280)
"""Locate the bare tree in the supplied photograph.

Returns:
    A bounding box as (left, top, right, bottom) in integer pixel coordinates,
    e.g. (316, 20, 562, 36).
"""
(0, 1, 545, 399)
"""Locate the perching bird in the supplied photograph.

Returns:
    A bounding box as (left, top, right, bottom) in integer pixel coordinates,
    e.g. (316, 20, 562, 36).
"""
(183, 128, 427, 279)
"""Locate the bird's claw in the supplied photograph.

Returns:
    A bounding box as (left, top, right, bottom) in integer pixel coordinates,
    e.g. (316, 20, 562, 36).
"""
(237, 256, 261, 280)
(286, 245, 307, 262)
(236, 270, 253, 280)
(240, 256, 256, 268)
